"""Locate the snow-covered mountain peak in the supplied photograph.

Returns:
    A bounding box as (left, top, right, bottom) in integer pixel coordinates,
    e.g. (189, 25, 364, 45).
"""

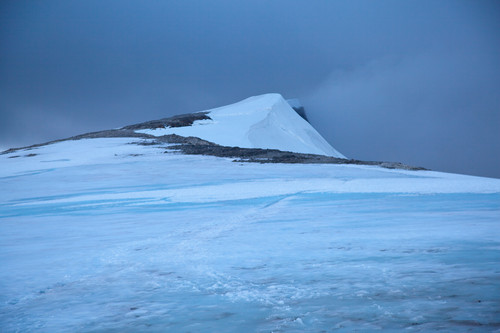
(135, 93, 346, 158)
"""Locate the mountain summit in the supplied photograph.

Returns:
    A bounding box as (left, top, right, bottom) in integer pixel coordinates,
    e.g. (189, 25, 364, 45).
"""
(131, 93, 345, 158)
(1, 93, 425, 170)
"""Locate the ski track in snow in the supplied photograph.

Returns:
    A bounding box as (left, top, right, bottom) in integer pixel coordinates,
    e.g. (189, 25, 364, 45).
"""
(1, 138, 500, 332)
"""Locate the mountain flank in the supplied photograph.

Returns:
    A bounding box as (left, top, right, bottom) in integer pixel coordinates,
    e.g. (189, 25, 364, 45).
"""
(1, 94, 427, 170)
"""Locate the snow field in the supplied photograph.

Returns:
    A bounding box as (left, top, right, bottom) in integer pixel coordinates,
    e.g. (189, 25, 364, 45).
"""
(1, 138, 499, 332)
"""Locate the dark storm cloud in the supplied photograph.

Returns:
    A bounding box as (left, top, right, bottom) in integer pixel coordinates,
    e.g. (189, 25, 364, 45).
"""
(1, 0, 499, 177)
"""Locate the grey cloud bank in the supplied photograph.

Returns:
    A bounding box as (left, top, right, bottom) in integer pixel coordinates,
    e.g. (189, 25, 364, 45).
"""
(1, 0, 499, 177)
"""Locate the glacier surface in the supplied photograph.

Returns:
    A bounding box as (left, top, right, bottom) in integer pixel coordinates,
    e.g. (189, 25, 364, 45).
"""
(1, 137, 500, 332)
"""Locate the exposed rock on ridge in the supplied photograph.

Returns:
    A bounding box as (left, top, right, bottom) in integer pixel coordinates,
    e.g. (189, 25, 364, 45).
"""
(1, 128, 426, 171)
(1, 98, 427, 171)
(122, 112, 211, 130)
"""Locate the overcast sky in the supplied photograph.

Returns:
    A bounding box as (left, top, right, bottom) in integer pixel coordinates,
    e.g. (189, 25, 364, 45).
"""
(1, 0, 499, 177)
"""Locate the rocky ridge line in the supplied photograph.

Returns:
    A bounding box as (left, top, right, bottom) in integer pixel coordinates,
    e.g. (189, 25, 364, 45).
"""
(1, 112, 427, 171)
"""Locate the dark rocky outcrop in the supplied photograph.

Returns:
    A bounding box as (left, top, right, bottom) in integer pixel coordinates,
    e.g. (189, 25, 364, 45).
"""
(286, 99, 309, 122)
(290, 105, 308, 122)
(121, 112, 211, 130)
(163, 141, 426, 170)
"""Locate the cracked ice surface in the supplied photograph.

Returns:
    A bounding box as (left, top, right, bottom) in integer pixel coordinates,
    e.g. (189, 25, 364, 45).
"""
(1, 138, 499, 332)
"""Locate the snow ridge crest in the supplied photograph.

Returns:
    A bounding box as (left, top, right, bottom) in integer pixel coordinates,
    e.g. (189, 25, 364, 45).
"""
(136, 93, 346, 158)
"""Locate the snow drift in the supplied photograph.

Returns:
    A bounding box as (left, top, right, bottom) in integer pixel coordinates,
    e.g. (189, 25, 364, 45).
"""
(135, 93, 346, 158)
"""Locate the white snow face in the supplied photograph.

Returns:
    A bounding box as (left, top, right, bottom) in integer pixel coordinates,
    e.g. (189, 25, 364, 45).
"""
(1, 138, 500, 332)
(136, 93, 346, 158)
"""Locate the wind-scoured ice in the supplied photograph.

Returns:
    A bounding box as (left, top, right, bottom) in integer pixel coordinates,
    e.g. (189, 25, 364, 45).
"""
(1, 138, 499, 332)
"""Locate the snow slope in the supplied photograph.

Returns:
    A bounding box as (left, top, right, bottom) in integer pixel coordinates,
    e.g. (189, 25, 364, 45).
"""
(136, 93, 346, 158)
(1, 137, 499, 332)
